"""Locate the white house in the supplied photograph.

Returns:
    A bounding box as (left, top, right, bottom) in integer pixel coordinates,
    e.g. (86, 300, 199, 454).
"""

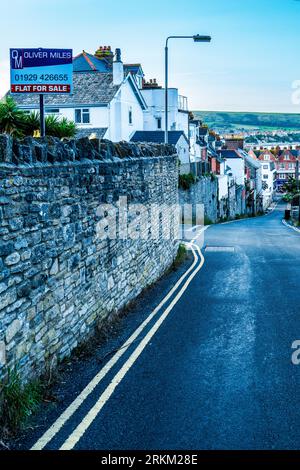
(10, 48, 147, 142)
(260, 160, 276, 209)
(141, 80, 189, 137)
(130, 130, 190, 173)
(189, 120, 208, 163)
(10, 45, 193, 148)
(220, 149, 245, 186)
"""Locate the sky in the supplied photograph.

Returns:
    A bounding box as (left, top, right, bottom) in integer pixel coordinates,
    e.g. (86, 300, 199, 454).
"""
(1, 0, 300, 113)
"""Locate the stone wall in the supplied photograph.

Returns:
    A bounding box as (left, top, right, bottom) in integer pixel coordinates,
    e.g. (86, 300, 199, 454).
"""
(179, 176, 248, 224)
(179, 176, 218, 224)
(0, 135, 179, 383)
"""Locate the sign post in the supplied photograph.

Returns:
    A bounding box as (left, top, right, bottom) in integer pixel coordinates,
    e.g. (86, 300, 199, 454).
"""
(10, 48, 73, 137)
(39, 94, 45, 137)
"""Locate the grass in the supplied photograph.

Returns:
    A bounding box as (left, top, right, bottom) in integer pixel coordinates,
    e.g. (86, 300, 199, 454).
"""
(0, 367, 43, 435)
(179, 173, 196, 190)
(204, 215, 214, 226)
(173, 243, 188, 269)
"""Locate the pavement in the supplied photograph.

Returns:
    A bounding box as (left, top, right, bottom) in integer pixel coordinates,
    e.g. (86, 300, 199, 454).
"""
(13, 203, 300, 450)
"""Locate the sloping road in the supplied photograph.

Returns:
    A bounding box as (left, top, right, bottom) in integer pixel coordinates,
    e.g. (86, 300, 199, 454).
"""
(22, 204, 300, 450)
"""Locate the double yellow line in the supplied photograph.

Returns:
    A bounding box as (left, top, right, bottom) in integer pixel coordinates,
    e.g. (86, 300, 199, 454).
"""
(32, 233, 206, 451)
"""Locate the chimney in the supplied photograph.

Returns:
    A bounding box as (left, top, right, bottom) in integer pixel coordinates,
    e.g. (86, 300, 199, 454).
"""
(94, 45, 114, 63)
(142, 78, 162, 89)
(113, 48, 124, 86)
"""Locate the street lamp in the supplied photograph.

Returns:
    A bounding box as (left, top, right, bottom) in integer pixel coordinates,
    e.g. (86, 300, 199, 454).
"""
(164, 35, 211, 144)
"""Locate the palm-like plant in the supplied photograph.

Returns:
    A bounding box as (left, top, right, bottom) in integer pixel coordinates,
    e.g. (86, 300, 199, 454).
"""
(23, 111, 40, 136)
(45, 114, 60, 136)
(55, 117, 77, 139)
(0, 97, 77, 139)
(45, 115, 77, 138)
(0, 96, 26, 136)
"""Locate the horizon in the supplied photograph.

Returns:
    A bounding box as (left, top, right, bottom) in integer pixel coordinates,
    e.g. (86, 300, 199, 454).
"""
(1, 0, 300, 113)
(194, 110, 300, 116)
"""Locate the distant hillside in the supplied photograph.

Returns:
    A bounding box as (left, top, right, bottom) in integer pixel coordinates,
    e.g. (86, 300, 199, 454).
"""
(193, 111, 300, 131)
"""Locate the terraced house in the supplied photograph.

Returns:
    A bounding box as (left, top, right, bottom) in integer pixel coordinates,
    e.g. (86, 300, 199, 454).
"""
(253, 147, 299, 190)
(276, 148, 299, 187)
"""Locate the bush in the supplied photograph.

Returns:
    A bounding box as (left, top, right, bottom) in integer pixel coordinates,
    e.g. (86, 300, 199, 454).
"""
(283, 193, 293, 202)
(179, 173, 196, 190)
(0, 367, 42, 434)
(0, 97, 77, 139)
(173, 243, 188, 268)
(52, 117, 77, 139)
(204, 215, 213, 226)
(45, 115, 77, 138)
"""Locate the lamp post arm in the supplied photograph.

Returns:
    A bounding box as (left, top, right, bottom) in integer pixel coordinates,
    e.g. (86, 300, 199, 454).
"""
(165, 37, 195, 143)
(165, 36, 195, 47)
(164, 35, 211, 145)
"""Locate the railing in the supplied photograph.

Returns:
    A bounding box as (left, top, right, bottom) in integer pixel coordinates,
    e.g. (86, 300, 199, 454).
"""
(178, 95, 188, 111)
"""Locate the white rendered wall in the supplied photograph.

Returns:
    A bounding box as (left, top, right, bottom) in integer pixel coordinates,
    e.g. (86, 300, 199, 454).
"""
(108, 80, 144, 142)
(225, 158, 245, 186)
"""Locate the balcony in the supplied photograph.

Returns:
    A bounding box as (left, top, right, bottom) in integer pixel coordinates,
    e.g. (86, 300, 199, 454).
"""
(178, 95, 188, 112)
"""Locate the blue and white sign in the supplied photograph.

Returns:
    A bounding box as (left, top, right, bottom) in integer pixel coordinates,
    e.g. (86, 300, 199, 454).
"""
(10, 48, 73, 94)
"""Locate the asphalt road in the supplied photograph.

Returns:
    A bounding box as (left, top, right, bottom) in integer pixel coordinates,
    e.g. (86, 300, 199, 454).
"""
(17, 203, 300, 450)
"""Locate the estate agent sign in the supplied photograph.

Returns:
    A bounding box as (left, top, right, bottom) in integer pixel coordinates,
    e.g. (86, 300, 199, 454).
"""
(10, 48, 73, 94)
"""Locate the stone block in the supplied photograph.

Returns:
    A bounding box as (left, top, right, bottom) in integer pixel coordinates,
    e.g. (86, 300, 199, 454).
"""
(0, 341, 6, 366)
(6, 319, 22, 343)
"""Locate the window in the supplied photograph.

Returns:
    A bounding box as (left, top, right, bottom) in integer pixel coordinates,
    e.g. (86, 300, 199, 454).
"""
(263, 164, 269, 169)
(129, 107, 133, 125)
(46, 108, 60, 114)
(75, 108, 90, 124)
(263, 174, 268, 179)
(289, 163, 295, 169)
(264, 155, 269, 161)
(157, 117, 162, 129)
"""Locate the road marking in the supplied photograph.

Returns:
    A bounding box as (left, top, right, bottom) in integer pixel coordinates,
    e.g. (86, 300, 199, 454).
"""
(282, 219, 300, 234)
(205, 246, 235, 253)
(31, 234, 206, 451)
(59, 243, 204, 450)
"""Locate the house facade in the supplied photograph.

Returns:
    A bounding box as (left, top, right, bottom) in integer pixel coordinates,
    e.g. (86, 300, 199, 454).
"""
(141, 79, 189, 137)
(10, 48, 147, 142)
(260, 161, 276, 209)
(276, 149, 298, 187)
(10, 45, 193, 148)
(219, 147, 264, 214)
(130, 130, 190, 173)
